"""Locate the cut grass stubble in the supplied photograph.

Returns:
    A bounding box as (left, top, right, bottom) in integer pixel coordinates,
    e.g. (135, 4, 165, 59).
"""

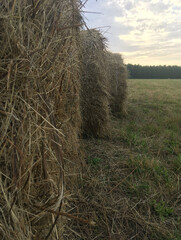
(64, 79, 181, 240)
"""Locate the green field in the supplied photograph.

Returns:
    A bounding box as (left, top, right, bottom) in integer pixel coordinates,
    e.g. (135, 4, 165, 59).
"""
(65, 79, 181, 240)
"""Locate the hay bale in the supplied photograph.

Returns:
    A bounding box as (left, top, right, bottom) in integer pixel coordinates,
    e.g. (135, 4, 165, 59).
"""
(106, 52, 128, 116)
(0, 0, 82, 239)
(80, 29, 110, 138)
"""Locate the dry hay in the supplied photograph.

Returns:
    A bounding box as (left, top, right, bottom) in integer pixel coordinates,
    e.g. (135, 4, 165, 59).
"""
(80, 29, 110, 138)
(0, 0, 83, 239)
(107, 52, 128, 116)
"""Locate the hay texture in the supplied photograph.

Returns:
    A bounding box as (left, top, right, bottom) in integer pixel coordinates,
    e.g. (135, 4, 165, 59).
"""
(0, 0, 82, 239)
(80, 30, 110, 138)
(107, 52, 128, 116)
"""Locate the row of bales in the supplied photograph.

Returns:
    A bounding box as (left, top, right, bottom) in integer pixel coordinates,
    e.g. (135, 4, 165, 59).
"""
(80, 30, 128, 138)
(0, 1, 127, 239)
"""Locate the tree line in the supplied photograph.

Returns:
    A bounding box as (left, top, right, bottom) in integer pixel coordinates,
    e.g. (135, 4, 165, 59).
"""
(127, 64, 181, 79)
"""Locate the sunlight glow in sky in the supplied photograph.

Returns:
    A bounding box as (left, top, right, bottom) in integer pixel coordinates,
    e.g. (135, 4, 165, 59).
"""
(84, 0, 181, 66)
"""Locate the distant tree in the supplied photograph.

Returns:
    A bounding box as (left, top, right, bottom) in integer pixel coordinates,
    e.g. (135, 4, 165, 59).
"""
(127, 64, 181, 79)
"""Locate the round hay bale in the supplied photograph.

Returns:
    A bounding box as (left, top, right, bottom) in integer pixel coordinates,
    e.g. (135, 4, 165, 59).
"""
(80, 29, 110, 138)
(106, 52, 128, 117)
(0, 0, 82, 239)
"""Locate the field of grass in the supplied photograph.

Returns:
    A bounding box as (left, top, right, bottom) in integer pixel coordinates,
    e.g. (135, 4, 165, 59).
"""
(64, 79, 181, 240)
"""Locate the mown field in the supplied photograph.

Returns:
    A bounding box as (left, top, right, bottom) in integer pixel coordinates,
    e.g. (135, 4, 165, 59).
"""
(65, 79, 181, 240)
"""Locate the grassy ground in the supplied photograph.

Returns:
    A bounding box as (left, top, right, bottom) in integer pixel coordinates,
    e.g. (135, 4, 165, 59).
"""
(64, 79, 181, 240)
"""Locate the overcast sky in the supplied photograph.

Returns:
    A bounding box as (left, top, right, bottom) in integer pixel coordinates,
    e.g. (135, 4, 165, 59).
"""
(83, 0, 181, 66)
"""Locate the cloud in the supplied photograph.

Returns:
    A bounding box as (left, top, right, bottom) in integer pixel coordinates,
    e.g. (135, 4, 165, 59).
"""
(84, 0, 181, 65)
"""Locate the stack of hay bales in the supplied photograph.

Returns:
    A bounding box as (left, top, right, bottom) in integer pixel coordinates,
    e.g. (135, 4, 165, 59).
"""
(80, 30, 110, 138)
(0, 0, 82, 239)
(106, 52, 128, 116)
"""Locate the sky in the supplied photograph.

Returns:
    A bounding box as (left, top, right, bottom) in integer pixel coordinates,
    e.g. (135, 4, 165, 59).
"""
(83, 0, 181, 66)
